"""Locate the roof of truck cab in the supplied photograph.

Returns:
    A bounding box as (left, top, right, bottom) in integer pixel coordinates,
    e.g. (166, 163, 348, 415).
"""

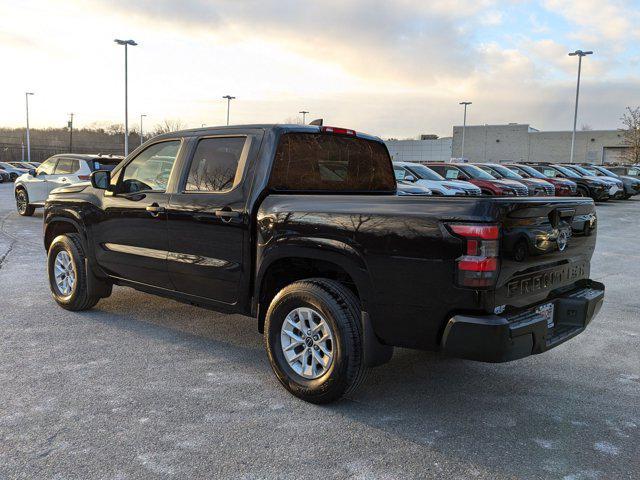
(50, 154, 124, 160)
(152, 124, 384, 143)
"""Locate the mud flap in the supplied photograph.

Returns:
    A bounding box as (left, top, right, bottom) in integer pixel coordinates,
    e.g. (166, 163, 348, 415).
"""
(362, 312, 393, 367)
(85, 258, 112, 298)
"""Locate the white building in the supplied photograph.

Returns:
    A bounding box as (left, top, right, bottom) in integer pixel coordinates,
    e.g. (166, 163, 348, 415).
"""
(451, 123, 628, 164)
(384, 137, 452, 163)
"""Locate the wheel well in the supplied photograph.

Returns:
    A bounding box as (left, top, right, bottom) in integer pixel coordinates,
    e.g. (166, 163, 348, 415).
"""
(257, 257, 361, 333)
(45, 221, 80, 251)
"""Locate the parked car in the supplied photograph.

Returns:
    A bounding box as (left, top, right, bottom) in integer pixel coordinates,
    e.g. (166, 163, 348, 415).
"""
(14, 154, 123, 216)
(504, 164, 578, 196)
(429, 162, 529, 196)
(0, 162, 29, 181)
(477, 163, 555, 196)
(606, 165, 640, 178)
(396, 180, 432, 195)
(578, 164, 640, 200)
(524, 163, 611, 201)
(393, 161, 481, 196)
(0, 169, 11, 183)
(8, 161, 36, 170)
(43, 124, 604, 403)
(561, 164, 625, 200)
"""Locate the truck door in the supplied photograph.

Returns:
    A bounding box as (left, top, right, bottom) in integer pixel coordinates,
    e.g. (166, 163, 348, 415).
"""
(166, 132, 260, 306)
(92, 140, 183, 289)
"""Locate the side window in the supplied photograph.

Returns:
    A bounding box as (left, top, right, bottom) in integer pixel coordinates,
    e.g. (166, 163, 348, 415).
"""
(185, 137, 246, 192)
(54, 158, 80, 175)
(393, 167, 406, 181)
(37, 158, 57, 176)
(121, 141, 181, 193)
(444, 167, 460, 180)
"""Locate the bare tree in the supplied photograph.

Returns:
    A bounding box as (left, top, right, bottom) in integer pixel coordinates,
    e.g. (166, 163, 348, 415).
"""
(620, 106, 640, 164)
(151, 119, 187, 137)
(282, 116, 303, 125)
(581, 124, 593, 131)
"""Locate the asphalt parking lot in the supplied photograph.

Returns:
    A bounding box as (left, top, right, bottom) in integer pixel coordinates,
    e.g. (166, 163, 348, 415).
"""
(0, 183, 638, 480)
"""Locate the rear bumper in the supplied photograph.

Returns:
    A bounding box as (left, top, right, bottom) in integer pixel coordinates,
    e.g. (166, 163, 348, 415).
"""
(440, 280, 604, 363)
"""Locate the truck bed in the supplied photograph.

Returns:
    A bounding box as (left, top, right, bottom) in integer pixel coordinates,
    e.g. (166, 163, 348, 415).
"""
(257, 194, 597, 350)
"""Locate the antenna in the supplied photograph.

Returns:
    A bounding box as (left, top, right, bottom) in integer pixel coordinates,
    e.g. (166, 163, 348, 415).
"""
(309, 118, 323, 126)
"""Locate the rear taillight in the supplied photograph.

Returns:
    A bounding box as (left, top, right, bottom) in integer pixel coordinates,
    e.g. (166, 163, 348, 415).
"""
(448, 224, 500, 288)
(78, 175, 90, 180)
(321, 126, 356, 136)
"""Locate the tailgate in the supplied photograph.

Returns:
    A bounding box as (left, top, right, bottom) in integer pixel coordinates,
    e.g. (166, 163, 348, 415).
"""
(492, 198, 597, 309)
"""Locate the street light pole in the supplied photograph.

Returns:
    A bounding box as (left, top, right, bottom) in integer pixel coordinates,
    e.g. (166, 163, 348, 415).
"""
(114, 39, 138, 156)
(222, 95, 235, 126)
(568, 49, 593, 163)
(459, 101, 472, 160)
(140, 114, 146, 146)
(299, 110, 309, 124)
(68, 113, 74, 152)
(25, 92, 34, 163)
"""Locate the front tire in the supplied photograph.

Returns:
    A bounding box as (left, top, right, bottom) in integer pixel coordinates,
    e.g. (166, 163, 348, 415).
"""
(15, 188, 35, 216)
(48, 234, 101, 311)
(264, 278, 367, 404)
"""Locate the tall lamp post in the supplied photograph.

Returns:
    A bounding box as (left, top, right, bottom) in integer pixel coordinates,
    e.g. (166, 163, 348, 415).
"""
(68, 113, 74, 152)
(25, 92, 34, 163)
(459, 101, 472, 161)
(140, 114, 147, 146)
(568, 49, 593, 163)
(299, 110, 309, 125)
(114, 38, 138, 156)
(223, 95, 235, 125)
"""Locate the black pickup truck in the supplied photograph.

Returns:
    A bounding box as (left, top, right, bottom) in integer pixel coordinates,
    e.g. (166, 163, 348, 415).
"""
(44, 124, 604, 403)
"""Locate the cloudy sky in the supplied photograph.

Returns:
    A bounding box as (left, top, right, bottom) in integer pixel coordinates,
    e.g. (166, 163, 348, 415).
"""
(2, 0, 640, 138)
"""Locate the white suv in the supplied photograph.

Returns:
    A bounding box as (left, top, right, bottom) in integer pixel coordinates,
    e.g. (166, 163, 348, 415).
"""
(14, 154, 122, 216)
(393, 161, 482, 196)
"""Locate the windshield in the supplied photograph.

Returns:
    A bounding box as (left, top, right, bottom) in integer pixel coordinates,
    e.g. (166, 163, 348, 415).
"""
(594, 166, 618, 177)
(513, 164, 547, 179)
(460, 164, 496, 180)
(405, 164, 445, 181)
(554, 165, 580, 178)
(570, 165, 597, 176)
(491, 165, 523, 179)
(626, 167, 640, 176)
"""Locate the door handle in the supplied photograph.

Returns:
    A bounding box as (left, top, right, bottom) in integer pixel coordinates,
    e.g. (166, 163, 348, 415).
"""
(214, 209, 241, 221)
(146, 203, 166, 216)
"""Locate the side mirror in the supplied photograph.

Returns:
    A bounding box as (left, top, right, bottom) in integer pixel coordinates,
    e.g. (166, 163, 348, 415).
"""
(29, 169, 36, 177)
(91, 170, 111, 190)
(404, 175, 417, 183)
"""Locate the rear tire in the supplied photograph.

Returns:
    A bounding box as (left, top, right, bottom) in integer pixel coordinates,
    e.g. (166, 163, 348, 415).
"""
(576, 187, 589, 198)
(264, 278, 367, 404)
(48, 233, 101, 311)
(15, 188, 35, 216)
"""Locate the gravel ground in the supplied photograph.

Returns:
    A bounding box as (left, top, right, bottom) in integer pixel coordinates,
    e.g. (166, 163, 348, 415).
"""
(0, 183, 638, 479)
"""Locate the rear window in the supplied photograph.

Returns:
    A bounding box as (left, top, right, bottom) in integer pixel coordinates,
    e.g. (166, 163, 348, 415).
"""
(93, 158, 122, 171)
(269, 133, 395, 192)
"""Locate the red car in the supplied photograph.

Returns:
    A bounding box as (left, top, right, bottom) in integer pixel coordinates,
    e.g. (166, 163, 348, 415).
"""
(429, 163, 529, 196)
(505, 164, 578, 197)
(477, 163, 555, 196)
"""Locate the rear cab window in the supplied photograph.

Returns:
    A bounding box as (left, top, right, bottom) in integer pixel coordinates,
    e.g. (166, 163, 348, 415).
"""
(269, 133, 395, 193)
